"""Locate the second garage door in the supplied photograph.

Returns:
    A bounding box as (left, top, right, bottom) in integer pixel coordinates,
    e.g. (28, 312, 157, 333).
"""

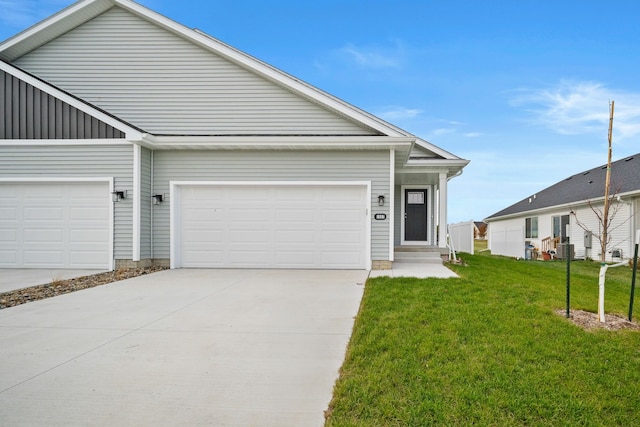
(176, 184, 368, 269)
(0, 181, 111, 269)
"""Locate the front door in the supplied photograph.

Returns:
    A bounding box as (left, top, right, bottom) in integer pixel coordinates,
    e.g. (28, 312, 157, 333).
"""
(404, 188, 428, 242)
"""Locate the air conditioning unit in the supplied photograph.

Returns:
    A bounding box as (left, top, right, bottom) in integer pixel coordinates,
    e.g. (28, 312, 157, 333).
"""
(557, 244, 574, 260)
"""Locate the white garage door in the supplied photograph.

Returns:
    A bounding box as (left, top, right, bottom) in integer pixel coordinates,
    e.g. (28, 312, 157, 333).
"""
(176, 184, 368, 269)
(0, 182, 111, 269)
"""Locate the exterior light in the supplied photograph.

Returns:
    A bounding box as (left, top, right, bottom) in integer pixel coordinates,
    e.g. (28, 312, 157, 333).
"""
(111, 190, 126, 202)
(152, 194, 164, 205)
(378, 195, 385, 206)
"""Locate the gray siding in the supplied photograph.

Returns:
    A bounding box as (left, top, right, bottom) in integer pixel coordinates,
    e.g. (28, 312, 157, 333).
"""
(139, 147, 152, 259)
(15, 8, 376, 136)
(0, 144, 134, 259)
(1, 70, 125, 139)
(152, 150, 391, 261)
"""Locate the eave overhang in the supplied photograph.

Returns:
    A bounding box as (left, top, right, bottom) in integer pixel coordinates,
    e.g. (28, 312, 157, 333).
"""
(484, 189, 640, 222)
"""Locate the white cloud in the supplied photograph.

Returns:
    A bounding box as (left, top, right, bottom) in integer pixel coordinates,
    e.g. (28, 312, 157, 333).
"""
(338, 42, 404, 69)
(511, 80, 640, 141)
(376, 106, 423, 121)
(463, 132, 482, 138)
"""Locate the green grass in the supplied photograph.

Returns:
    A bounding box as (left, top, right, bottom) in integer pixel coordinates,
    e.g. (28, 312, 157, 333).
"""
(326, 253, 640, 426)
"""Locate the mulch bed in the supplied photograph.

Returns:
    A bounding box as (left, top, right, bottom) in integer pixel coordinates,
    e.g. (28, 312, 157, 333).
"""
(0, 267, 167, 310)
(557, 309, 640, 331)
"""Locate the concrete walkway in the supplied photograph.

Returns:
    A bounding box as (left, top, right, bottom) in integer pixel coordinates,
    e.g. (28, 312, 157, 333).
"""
(0, 268, 367, 427)
(369, 262, 459, 279)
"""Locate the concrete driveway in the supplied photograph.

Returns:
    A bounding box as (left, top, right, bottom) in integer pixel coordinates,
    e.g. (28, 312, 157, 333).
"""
(0, 268, 367, 427)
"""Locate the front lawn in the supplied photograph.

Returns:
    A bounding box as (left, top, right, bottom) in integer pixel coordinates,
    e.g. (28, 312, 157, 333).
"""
(326, 253, 640, 426)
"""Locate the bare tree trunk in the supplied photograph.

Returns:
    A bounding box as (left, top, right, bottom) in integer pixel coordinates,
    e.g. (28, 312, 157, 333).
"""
(598, 100, 614, 322)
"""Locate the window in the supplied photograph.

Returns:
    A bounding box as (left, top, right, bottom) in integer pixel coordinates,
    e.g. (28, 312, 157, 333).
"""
(525, 217, 538, 238)
(552, 215, 570, 243)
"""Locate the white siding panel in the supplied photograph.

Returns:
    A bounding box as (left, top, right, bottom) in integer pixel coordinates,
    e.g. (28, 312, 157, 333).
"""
(153, 150, 390, 261)
(0, 144, 134, 259)
(15, 8, 375, 136)
(571, 203, 632, 261)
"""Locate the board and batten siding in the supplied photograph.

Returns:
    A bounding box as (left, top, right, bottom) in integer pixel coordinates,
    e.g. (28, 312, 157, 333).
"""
(152, 150, 391, 262)
(14, 7, 377, 136)
(0, 144, 134, 259)
(0, 70, 125, 139)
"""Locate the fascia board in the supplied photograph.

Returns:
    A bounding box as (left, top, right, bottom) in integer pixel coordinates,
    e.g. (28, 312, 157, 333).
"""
(141, 134, 415, 150)
(405, 158, 470, 168)
(0, 0, 114, 61)
(0, 60, 144, 140)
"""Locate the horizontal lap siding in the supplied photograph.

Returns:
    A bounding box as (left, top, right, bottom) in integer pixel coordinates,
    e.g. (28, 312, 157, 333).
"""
(153, 150, 390, 261)
(0, 145, 134, 259)
(14, 8, 375, 136)
(571, 203, 632, 261)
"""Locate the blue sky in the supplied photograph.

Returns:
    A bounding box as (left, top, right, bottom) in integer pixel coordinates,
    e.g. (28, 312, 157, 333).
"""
(2, 0, 639, 223)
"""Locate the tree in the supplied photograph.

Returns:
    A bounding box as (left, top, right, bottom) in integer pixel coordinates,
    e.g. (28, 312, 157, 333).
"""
(570, 101, 629, 323)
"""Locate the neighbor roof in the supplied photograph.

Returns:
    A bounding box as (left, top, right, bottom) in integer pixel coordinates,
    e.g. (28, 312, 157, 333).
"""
(486, 153, 640, 220)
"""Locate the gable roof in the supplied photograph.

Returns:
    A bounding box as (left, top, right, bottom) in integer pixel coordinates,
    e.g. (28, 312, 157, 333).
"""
(486, 153, 640, 220)
(0, 0, 408, 138)
(0, 59, 143, 140)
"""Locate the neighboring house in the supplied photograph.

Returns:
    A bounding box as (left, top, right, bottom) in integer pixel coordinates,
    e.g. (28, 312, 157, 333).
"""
(473, 221, 487, 240)
(485, 154, 640, 261)
(0, 0, 468, 271)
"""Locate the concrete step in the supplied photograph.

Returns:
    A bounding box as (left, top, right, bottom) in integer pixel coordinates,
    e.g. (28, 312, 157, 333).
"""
(394, 251, 444, 264)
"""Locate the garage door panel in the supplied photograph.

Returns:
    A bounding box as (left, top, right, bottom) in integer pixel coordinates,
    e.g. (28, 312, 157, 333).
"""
(229, 187, 270, 201)
(24, 229, 64, 243)
(0, 182, 110, 269)
(229, 230, 269, 242)
(275, 230, 315, 243)
(178, 184, 367, 269)
(70, 207, 108, 221)
(275, 209, 315, 222)
(24, 207, 64, 220)
(0, 251, 17, 264)
(24, 250, 64, 265)
(0, 229, 17, 241)
(0, 207, 17, 220)
(228, 250, 269, 266)
(70, 229, 109, 243)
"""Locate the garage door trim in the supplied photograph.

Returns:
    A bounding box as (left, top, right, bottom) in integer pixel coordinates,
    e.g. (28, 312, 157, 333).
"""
(0, 177, 115, 270)
(170, 181, 372, 270)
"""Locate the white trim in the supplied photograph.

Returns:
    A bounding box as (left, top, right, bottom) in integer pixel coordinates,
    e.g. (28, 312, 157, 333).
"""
(400, 185, 432, 246)
(0, 177, 115, 270)
(389, 149, 395, 261)
(132, 144, 141, 261)
(169, 180, 371, 270)
(0, 61, 143, 140)
(0, 139, 132, 146)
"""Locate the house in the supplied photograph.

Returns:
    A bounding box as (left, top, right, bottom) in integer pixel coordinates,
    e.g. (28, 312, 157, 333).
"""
(485, 154, 640, 261)
(0, 0, 468, 271)
(473, 221, 487, 240)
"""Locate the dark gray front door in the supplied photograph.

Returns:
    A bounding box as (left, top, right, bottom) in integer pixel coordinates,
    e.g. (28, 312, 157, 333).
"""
(405, 189, 428, 241)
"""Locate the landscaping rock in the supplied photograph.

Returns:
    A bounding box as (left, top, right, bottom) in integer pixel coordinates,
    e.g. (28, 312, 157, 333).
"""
(0, 267, 167, 310)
